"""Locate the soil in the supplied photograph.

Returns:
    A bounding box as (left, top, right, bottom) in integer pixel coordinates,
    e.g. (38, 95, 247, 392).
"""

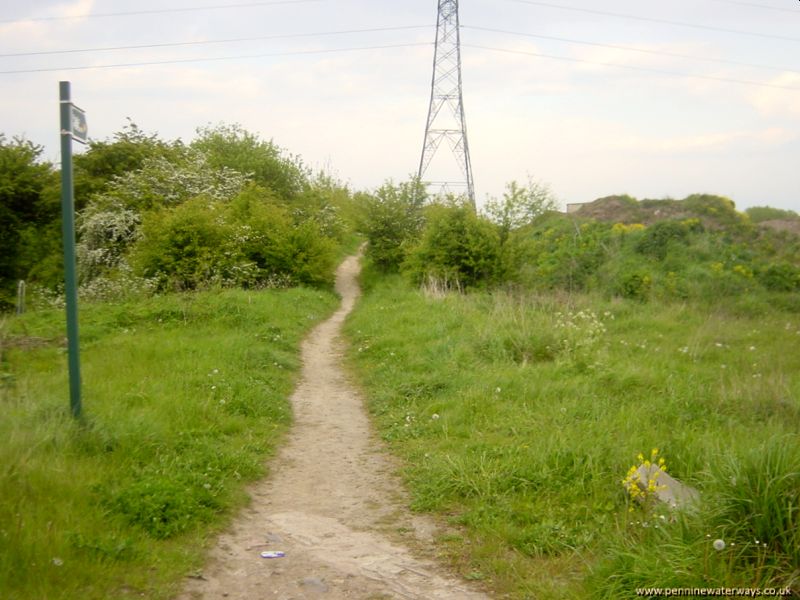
(179, 253, 489, 600)
(759, 219, 800, 236)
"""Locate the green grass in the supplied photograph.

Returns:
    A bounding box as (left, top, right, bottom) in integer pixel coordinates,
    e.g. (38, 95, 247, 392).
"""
(0, 287, 338, 599)
(344, 268, 800, 598)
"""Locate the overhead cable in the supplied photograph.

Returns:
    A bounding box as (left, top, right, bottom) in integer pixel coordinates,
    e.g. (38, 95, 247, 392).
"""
(462, 43, 800, 91)
(0, 0, 323, 24)
(0, 42, 432, 75)
(0, 25, 431, 58)
(463, 25, 800, 76)
(707, 0, 800, 14)
(507, 0, 800, 43)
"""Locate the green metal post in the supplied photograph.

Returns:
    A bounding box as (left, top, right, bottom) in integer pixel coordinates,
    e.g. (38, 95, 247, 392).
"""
(59, 81, 82, 418)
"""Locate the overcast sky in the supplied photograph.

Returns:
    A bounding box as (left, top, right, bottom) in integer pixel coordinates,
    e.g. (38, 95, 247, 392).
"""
(1, 0, 798, 212)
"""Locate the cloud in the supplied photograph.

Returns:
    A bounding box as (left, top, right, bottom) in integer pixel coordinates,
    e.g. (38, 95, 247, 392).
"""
(52, 0, 95, 20)
(609, 127, 797, 155)
(748, 73, 800, 119)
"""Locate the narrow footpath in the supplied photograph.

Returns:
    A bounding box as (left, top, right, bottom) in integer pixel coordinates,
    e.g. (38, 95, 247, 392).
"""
(179, 254, 489, 600)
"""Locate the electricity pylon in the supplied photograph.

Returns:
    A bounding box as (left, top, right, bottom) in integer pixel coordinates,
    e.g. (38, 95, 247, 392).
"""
(418, 0, 475, 206)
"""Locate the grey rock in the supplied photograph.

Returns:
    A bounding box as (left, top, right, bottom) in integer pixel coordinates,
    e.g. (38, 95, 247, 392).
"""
(636, 464, 699, 509)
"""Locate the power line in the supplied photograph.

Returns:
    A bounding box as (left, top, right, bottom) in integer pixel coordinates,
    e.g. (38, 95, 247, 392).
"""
(462, 43, 800, 91)
(0, 0, 323, 24)
(0, 25, 431, 58)
(707, 0, 800, 14)
(506, 0, 800, 43)
(463, 25, 800, 76)
(0, 42, 432, 75)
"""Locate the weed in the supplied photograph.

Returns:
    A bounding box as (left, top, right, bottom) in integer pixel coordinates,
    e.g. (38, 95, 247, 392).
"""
(0, 287, 337, 599)
(346, 271, 800, 598)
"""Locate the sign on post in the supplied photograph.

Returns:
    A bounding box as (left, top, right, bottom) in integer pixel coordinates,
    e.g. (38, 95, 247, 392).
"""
(69, 104, 88, 144)
(59, 81, 86, 418)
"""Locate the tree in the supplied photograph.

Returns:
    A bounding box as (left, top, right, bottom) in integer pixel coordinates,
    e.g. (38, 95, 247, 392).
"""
(483, 179, 559, 244)
(191, 124, 307, 201)
(358, 178, 427, 272)
(0, 135, 59, 308)
(74, 120, 181, 209)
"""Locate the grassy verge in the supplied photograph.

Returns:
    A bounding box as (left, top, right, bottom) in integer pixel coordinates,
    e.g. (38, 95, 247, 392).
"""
(0, 287, 338, 599)
(344, 268, 800, 598)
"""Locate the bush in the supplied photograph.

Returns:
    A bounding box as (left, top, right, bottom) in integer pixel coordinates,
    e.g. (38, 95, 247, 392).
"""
(745, 206, 799, 224)
(615, 270, 652, 301)
(358, 178, 427, 272)
(132, 188, 336, 291)
(635, 221, 690, 260)
(683, 194, 747, 229)
(515, 218, 611, 292)
(758, 262, 800, 292)
(133, 197, 226, 291)
(404, 203, 501, 289)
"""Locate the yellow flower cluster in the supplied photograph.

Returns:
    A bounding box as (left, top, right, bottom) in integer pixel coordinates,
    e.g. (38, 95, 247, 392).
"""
(611, 222, 647, 235)
(621, 448, 668, 508)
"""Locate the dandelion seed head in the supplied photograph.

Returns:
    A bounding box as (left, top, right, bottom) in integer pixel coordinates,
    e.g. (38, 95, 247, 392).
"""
(713, 539, 725, 551)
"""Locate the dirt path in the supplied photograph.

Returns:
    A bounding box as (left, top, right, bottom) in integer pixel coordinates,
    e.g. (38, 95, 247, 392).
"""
(179, 254, 489, 600)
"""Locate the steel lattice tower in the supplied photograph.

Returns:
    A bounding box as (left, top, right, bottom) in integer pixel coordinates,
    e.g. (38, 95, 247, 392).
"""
(418, 0, 474, 206)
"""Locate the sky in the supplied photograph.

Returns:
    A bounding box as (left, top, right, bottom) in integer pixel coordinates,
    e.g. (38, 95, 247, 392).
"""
(0, 0, 798, 212)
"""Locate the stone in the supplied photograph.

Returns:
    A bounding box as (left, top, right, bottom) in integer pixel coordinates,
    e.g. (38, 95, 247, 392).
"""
(635, 464, 699, 509)
(299, 577, 329, 593)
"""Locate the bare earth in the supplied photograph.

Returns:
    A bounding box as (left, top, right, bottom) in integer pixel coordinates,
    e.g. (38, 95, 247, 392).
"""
(179, 254, 488, 600)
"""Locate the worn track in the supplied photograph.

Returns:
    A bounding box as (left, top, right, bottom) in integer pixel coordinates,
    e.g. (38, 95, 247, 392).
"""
(179, 254, 488, 600)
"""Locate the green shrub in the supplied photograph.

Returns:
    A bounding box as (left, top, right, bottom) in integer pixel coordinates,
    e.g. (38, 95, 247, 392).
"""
(683, 194, 748, 229)
(758, 262, 800, 292)
(745, 206, 799, 224)
(404, 203, 501, 289)
(132, 189, 336, 291)
(635, 220, 690, 260)
(615, 271, 652, 301)
(358, 179, 427, 272)
(224, 187, 336, 288)
(515, 218, 611, 292)
(133, 197, 227, 291)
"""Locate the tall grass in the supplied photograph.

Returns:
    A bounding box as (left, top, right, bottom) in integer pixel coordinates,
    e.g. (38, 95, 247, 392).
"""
(0, 288, 338, 599)
(344, 269, 800, 598)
